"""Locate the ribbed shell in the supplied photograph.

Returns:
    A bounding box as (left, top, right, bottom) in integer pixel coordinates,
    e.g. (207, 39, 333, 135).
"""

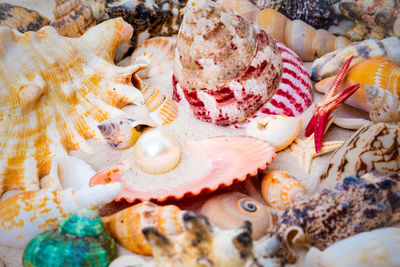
(0, 18, 144, 196)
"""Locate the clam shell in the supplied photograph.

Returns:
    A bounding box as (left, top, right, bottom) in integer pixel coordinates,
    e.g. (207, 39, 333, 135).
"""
(90, 136, 276, 202)
(200, 192, 274, 239)
(102, 202, 184, 256)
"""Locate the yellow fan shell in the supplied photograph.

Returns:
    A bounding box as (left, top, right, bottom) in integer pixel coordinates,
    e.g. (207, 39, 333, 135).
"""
(261, 170, 306, 210)
(0, 18, 145, 197)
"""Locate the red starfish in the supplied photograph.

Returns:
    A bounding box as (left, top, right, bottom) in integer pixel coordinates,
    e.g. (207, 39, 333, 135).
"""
(305, 56, 360, 153)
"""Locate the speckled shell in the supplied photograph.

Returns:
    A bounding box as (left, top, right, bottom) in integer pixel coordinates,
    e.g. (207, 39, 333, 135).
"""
(0, 18, 144, 197)
(0, 183, 121, 248)
(0, 3, 50, 32)
(200, 192, 274, 240)
(305, 227, 400, 267)
(102, 202, 184, 256)
(275, 172, 400, 263)
(261, 170, 306, 210)
(23, 209, 117, 267)
(172, 0, 282, 125)
(366, 84, 400, 122)
(320, 122, 400, 190)
(315, 58, 400, 112)
(311, 37, 400, 81)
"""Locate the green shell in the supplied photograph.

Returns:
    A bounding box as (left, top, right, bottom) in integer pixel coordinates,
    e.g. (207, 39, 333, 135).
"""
(23, 214, 117, 267)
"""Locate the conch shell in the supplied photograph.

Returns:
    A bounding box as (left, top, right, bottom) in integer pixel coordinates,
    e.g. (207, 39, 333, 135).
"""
(0, 3, 50, 32)
(366, 84, 400, 122)
(275, 172, 400, 263)
(305, 227, 400, 267)
(0, 183, 122, 248)
(200, 192, 274, 240)
(0, 18, 145, 197)
(172, 0, 282, 125)
(320, 122, 400, 189)
(102, 202, 184, 256)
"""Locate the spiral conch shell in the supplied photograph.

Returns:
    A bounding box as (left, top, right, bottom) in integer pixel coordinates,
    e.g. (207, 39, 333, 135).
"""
(102, 202, 184, 256)
(366, 84, 400, 122)
(261, 171, 306, 210)
(172, 0, 283, 125)
(0, 18, 145, 197)
(0, 183, 122, 248)
(200, 192, 274, 240)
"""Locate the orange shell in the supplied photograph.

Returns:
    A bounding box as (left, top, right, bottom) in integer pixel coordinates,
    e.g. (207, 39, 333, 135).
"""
(102, 202, 183, 256)
(315, 58, 400, 112)
(90, 136, 276, 202)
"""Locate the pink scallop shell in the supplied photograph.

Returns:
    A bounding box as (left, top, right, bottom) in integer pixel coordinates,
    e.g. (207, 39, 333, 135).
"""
(90, 136, 276, 202)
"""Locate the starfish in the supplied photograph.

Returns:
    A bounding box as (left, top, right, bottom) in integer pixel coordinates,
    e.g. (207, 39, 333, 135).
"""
(290, 116, 344, 173)
(305, 56, 360, 153)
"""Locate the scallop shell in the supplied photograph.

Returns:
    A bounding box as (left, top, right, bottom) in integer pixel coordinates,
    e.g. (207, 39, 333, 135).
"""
(320, 122, 400, 190)
(90, 136, 276, 202)
(98, 117, 154, 149)
(245, 115, 301, 151)
(0, 18, 145, 197)
(102, 202, 184, 256)
(305, 227, 400, 267)
(315, 58, 400, 112)
(200, 192, 274, 240)
(275, 172, 400, 263)
(0, 3, 50, 32)
(172, 0, 283, 125)
(23, 207, 117, 267)
(366, 84, 400, 122)
(260, 170, 306, 210)
(0, 183, 122, 248)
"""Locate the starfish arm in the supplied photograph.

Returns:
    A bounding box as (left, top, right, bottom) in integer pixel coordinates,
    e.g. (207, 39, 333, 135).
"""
(305, 113, 318, 137)
(322, 56, 354, 101)
(316, 141, 345, 156)
(314, 113, 331, 153)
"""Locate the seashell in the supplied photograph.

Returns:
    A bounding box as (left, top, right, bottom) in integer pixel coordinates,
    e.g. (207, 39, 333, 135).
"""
(23, 206, 117, 267)
(305, 227, 400, 267)
(274, 172, 400, 263)
(200, 192, 274, 240)
(0, 3, 50, 32)
(172, 0, 283, 126)
(320, 122, 400, 190)
(109, 255, 149, 267)
(218, 1, 351, 61)
(0, 183, 122, 248)
(260, 170, 306, 210)
(245, 115, 301, 151)
(315, 58, 400, 112)
(40, 155, 96, 190)
(311, 37, 400, 81)
(0, 18, 145, 197)
(102, 202, 184, 256)
(98, 117, 154, 149)
(133, 129, 181, 174)
(366, 84, 400, 122)
(90, 136, 276, 202)
(332, 116, 372, 130)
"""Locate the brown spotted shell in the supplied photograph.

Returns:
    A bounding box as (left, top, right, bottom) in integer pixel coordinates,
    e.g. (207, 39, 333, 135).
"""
(0, 3, 50, 32)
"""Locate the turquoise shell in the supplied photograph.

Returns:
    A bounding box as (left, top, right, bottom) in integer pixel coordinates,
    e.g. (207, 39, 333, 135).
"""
(23, 213, 117, 267)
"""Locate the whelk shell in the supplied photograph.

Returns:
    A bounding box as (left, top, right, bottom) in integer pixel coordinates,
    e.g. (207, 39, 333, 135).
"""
(200, 192, 274, 240)
(0, 18, 144, 197)
(366, 84, 400, 122)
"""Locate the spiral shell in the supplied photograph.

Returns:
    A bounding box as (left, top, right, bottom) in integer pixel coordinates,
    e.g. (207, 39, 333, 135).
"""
(261, 170, 306, 210)
(200, 192, 274, 240)
(366, 84, 400, 122)
(102, 202, 184, 256)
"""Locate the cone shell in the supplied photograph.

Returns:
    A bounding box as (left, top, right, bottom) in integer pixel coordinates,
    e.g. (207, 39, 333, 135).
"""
(23, 211, 117, 267)
(245, 115, 301, 151)
(0, 183, 122, 248)
(366, 84, 400, 122)
(0, 18, 145, 197)
(102, 202, 184, 256)
(91, 136, 276, 202)
(200, 192, 274, 239)
(315, 58, 400, 112)
(260, 170, 306, 210)
(0, 3, 50, 32)
(172, 0, 282, 125)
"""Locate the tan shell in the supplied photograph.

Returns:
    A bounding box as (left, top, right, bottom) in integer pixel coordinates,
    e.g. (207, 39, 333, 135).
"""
(0, 18, 144, 197)
(320, 122, 400, 189)
(0, 3, 50, 32)
(366, 84, 400, 122)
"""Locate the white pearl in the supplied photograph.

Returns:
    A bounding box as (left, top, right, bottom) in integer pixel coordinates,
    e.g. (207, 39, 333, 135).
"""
(133, 129, 181, 174)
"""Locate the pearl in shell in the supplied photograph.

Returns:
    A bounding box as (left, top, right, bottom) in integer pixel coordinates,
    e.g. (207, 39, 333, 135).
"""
(133, 129, 181, 174)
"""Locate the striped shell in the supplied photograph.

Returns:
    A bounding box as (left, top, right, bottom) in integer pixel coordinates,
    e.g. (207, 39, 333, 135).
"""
(0, 18, 144, 197)
(102, 202, 184, 256)
(261, 170, 306, 210)
(90, 136, 276, 202)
